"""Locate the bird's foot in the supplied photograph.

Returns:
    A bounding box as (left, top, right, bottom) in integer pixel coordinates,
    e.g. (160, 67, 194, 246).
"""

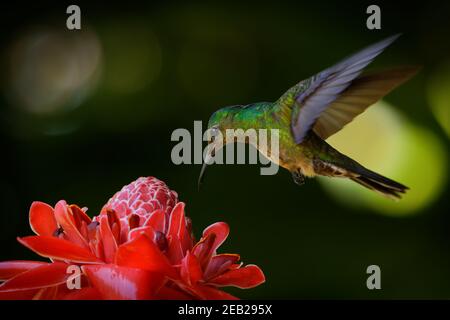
(292, 170, 305, 186)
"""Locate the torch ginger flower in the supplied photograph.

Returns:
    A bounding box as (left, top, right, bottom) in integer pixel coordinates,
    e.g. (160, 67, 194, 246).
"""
(0, 177, 265, 299)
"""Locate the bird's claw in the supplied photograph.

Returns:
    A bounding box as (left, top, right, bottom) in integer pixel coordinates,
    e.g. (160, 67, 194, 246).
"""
(292, 170, 305, 186)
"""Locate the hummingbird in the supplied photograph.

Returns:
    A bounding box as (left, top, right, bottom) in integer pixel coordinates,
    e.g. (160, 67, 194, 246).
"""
(199, 34, 419, 199)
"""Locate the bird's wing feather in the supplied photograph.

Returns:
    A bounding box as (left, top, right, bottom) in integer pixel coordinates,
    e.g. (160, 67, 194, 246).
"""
(290, 34, 401, 144)
(313, 66, 420, 139)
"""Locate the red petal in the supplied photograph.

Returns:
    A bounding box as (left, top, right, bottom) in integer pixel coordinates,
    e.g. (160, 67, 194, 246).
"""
(54, 200, 89, 248)
(99, 215, 118, 263)
(83, 264, 164, 300)
(29, 201, 57, 236)
(166, 235, 184, 265)
(115, 234, 177, 279)
(33, 286, 60, 300)
(18, 236, 102, 264)
(208, 265, 265, 289)
(193, 222, 230, 268)
(155, 285, 193, 300)
(167, 202, 186, 242)
(61, 287, 102, 300)
(204, 254, 240, 280)
(0, 288, 39, 300)
(192, 285, 238, 300)
(167, 203, 193, 252)
(105, 209, 121, 242)
(192, 233, 216, 267)
(0, 260, 48, 281)
(181, 252, 203, 285)
(227, 263, 242, 270)
(144, 209, 166, 233)
(0, 262, 69, 292)
(128, 226, 156, 242)
(202, 222, 229, 253)
(69, 205, 92, 228)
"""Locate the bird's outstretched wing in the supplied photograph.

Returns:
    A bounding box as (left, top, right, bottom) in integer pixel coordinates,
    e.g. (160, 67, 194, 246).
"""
(312, 66, 420, 139)
(290, 34, 404, 144)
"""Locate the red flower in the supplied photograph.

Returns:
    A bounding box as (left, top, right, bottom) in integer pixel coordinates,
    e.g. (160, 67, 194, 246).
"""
(0, 177, 265, 299)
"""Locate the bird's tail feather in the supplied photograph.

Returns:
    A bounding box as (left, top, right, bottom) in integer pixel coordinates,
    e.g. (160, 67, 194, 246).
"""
(314, 158, 408, 199)
(350, 175, 407, 200)
(349, 163, 408, 199)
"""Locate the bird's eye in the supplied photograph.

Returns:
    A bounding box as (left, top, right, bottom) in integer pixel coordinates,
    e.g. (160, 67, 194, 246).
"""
(208, 127, 219, 142)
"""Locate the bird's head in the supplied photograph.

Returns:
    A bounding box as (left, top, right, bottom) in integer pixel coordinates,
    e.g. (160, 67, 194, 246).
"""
(198, 105, 242, 189)
(207, 105, 242, 132)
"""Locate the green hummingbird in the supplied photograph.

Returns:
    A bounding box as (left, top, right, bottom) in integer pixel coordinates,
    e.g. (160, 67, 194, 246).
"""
(200, 34, 419, 199)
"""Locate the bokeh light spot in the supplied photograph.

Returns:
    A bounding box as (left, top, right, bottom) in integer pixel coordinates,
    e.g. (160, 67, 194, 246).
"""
(6, 27, 102, 115)
(319, 101, 447, 216)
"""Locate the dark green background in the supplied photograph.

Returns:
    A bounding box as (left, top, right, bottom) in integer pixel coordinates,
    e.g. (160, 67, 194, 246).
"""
(0, 1, 449, 298)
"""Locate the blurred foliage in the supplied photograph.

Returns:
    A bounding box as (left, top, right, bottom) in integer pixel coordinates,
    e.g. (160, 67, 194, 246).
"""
(0, 1, 449, 298)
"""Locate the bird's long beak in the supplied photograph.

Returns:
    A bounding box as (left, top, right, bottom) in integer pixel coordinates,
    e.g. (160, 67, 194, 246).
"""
(198, 160, 208, 190)
(198, 140, 216, 190)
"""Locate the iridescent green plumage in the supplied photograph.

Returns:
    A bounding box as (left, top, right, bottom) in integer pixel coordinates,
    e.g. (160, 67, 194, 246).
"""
(203, 36, 419, 199)
(207, 100, 340, 177)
